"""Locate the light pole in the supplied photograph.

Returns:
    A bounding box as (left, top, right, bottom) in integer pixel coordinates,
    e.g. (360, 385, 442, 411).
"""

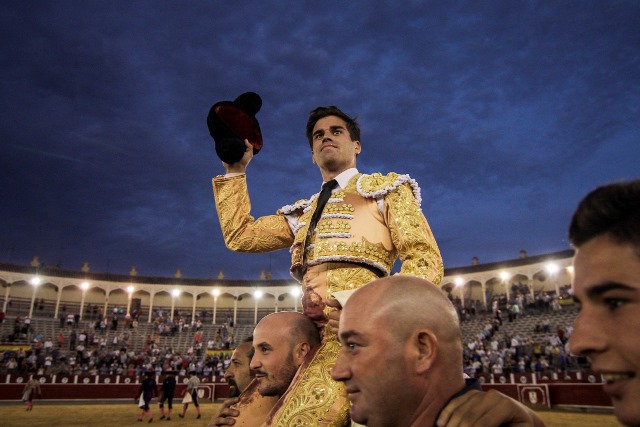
(500, 271, 511, 303)
(79, 281, 89, 320)
(171, 289, 180, 322)
(212, 289, 220, 324)
(28, 277, 41, 318)
(126, 286, 134, 316)
(253, 289, 263, 325)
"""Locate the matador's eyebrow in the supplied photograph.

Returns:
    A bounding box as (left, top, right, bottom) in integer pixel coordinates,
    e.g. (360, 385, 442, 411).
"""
(313, 125, 346, 138)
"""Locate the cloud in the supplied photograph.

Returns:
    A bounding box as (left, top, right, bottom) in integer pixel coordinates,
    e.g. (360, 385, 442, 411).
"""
(1, 1, 638, 278)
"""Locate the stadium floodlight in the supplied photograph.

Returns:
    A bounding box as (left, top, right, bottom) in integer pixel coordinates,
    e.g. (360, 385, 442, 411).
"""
(30, 277, 41, 286)
(253, 289, 263, 299)
(290, 287, 301, 297)
(212, 288, 220, 297)
(81, 281, 90, 290)
(455, 277, 464, 287)
(546, 263, 559, 275)
(171, 289, 180, 297)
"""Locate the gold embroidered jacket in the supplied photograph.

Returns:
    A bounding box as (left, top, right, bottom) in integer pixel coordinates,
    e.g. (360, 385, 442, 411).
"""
(212, 172, 443, 285)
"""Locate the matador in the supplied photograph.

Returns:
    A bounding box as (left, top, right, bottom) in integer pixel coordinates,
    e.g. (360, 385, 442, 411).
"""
(210, 103, 443, 426)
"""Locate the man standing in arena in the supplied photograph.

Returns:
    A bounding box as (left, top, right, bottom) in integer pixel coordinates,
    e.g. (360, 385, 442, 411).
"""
(158, 370, 177, 420)
(179, 370, 201, 419)
(568, 179, 640, 427)
(212, 104, 443, 425)
(136, 370, 157, 422)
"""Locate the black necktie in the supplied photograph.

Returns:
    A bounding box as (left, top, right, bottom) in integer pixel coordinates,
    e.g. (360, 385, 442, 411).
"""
(309, 179, 338, 231)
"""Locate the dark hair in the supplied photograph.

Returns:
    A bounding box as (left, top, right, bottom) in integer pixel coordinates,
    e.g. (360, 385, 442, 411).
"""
(305, 106, 360, 148)
(290, 314, 321, 348)
(568, 179, 640, 252)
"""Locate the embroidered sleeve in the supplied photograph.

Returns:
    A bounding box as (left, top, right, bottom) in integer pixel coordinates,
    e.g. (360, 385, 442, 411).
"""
(212, 175, 294, 252)
(381, 179, 444, 284)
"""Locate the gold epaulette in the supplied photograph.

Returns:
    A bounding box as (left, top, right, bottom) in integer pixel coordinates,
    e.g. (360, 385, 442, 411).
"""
(356, 172, 422, 205)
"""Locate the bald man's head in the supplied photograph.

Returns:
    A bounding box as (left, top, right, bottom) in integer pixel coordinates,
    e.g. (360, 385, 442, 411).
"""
(256, 311, 321, 350)
(348, 275, 462, 353)
(333, 275, 465, 427)
(251, 311, 320, 397)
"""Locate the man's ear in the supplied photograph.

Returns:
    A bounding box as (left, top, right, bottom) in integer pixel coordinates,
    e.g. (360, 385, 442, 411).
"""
(294, 342, 311, 367)
(414, 330, 437, 374)
(311, 151, 316, 164)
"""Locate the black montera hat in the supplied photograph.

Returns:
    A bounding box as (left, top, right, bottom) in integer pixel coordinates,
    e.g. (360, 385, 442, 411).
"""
(207, 92, 263, 164)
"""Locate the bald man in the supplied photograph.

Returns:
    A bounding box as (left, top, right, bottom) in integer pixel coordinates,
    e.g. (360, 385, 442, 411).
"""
(210, 311, 322, 427)
(331, 275, 544, 427)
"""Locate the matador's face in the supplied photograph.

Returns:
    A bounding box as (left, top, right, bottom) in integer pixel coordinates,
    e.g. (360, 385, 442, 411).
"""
(311, 115, 360, 175)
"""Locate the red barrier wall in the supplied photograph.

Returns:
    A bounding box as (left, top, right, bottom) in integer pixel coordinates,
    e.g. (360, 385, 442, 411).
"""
(0, 374, 230, 402)
(0, 373, 610, 409)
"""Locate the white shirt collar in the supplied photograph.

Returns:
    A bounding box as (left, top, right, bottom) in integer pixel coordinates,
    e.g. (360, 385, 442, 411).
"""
(324, 168, 358, 190)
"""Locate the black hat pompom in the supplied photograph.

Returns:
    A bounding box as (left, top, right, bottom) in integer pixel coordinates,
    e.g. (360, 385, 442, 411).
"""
(207, 92, 263, 164)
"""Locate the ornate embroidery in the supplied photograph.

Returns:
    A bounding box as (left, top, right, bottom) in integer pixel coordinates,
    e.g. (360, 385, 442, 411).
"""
(325, 265, 380, 295)
(317, 219, 351, 233)
(323, 202, 355, 217)
(306, 239, 394, 276)
(357, 172, 422, 205)
(213, 177, 294, 253)
(266, 339, 350, 427)
(385, 183, 444, 284)
(267, 265, 377, 426)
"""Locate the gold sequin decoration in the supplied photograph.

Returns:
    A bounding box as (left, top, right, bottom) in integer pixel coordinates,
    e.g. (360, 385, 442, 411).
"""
(307, 239, 395, 273)
(384, 182, 444, 284)
(324, 203, 355, 215)
(265, 339, 349, 427)
(357, 172, 402, 194)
